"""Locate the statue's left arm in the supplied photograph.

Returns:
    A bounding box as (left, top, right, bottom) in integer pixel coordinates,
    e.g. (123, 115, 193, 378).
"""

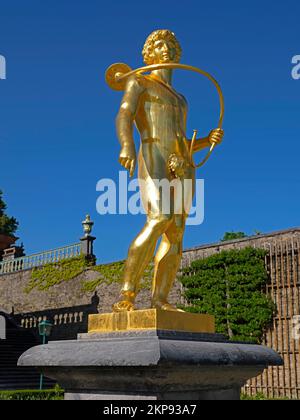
(191, 128, 224, 152)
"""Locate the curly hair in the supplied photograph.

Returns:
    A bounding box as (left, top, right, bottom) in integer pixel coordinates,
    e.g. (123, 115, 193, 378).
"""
(142, 29, 182, 65)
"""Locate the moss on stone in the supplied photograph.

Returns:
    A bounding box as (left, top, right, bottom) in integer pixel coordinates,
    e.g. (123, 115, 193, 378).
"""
(25, 256, 153, 293)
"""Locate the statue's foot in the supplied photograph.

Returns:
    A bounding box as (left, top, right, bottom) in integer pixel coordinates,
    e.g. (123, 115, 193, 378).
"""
(112, 300, 134, 312)
(152, 301, 185, 312)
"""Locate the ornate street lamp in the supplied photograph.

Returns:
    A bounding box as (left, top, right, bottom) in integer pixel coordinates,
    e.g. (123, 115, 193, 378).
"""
(38, 320, 53, 390)
(80, 215, 96, 264)
(38, 320, 53, 341)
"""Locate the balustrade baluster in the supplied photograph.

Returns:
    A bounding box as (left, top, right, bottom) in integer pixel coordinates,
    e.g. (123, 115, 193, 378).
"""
(0, 242, 82, 275)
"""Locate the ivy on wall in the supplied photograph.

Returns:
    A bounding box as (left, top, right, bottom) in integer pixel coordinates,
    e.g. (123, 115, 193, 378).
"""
(80, 260, 126, 292)
(81, 261, 153, 292)
(180, 247, 275, 344)
(25, 256, 89, 293)
(25, 256, 153, 293)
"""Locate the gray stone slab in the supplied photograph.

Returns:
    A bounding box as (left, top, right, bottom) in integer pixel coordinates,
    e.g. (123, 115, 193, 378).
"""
(18, 333, 282, 367)
(18, 330, 283, 400)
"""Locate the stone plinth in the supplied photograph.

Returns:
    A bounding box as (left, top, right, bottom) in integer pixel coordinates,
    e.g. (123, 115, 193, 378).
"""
(88, 309, 215, 334)
(18, 327, 282, 400)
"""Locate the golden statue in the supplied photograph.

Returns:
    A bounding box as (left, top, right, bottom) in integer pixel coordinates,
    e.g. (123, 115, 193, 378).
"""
(106, 29, 224, 313)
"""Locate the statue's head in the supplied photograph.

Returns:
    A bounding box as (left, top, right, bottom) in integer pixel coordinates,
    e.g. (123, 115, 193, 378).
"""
(142, 29, 182, 65)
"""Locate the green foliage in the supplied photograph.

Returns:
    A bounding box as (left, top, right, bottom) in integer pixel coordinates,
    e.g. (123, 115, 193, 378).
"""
(25, 255, 89, 293)
(0, 388, 64, 400)
(240, 393, 290, 400)
(221, 231, 247, 242)
(81, 260, 126, 292)
(26, 255, 153, 294)
(0, 190, 18, 236)
(81, 260, 153, 292)
(180, 247, 274, 344)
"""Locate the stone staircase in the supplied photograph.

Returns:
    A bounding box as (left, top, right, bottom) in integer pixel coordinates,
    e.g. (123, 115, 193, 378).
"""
(0, 312, 55, 390)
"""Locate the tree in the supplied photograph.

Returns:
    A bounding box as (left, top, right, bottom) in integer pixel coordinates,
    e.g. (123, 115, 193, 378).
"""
(221, 231, 247, 242)
(0, 190, 18, 236)
(180, 247, 274, 344)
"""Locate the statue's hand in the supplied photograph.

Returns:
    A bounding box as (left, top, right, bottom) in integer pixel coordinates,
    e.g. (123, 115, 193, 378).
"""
(119, 146, 136, 177)
(208, 128, 224, 146)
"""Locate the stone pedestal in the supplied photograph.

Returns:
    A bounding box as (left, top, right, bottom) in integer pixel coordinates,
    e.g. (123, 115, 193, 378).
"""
(18, 312, 282, 400)
(80, 235, 96, 264)
(0, 234, 17, 260)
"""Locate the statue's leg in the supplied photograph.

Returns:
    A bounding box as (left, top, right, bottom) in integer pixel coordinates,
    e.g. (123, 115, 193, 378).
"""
(112, 216, 172, 312)
(151, 215, 185, 312)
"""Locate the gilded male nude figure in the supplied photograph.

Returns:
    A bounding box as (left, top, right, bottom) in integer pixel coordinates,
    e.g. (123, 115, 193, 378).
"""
(112, 30, 223, 312)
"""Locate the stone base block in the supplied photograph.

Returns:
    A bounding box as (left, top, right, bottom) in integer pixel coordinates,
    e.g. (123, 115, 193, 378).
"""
(88, 309, 215, 334)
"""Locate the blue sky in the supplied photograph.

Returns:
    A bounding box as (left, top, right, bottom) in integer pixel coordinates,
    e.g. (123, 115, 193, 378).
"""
(0, 0, 299, 263)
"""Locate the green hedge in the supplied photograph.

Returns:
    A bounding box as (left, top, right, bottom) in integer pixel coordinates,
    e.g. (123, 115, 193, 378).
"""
(0, 390, 293, 401)
(0, 389, 64, 400)
(241, 393, 291, 400)
(180, 247, 274, 344)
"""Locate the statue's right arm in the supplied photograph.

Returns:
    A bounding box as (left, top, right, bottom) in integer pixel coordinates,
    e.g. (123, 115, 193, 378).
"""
(116, 76, 144, 177)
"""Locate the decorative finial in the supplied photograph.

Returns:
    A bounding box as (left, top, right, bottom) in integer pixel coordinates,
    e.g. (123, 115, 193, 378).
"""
(82, 214, 94, 237)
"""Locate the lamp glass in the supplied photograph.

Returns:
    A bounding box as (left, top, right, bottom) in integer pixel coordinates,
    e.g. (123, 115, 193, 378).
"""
(38, 320, 53, 337)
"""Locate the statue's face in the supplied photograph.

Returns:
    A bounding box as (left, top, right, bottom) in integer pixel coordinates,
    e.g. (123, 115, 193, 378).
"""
(151, 38, 177, 63)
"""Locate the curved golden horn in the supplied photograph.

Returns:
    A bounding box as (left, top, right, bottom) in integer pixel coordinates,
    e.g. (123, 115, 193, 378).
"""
(106, 62, 224, 168)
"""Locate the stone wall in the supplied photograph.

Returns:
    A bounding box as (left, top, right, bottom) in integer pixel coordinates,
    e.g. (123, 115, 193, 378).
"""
(179, 227, 300, 400)
(0, 266, 183, 316)
(1, 226, 300, 397)
(181, 227, 300, 267)
(13, 301, 100, 341)
(1, 227, 299, 316)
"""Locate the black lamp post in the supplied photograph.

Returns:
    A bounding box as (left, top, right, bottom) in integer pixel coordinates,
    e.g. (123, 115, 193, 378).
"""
(38, 320, 53, 390)
(80, 215, 96, 264)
